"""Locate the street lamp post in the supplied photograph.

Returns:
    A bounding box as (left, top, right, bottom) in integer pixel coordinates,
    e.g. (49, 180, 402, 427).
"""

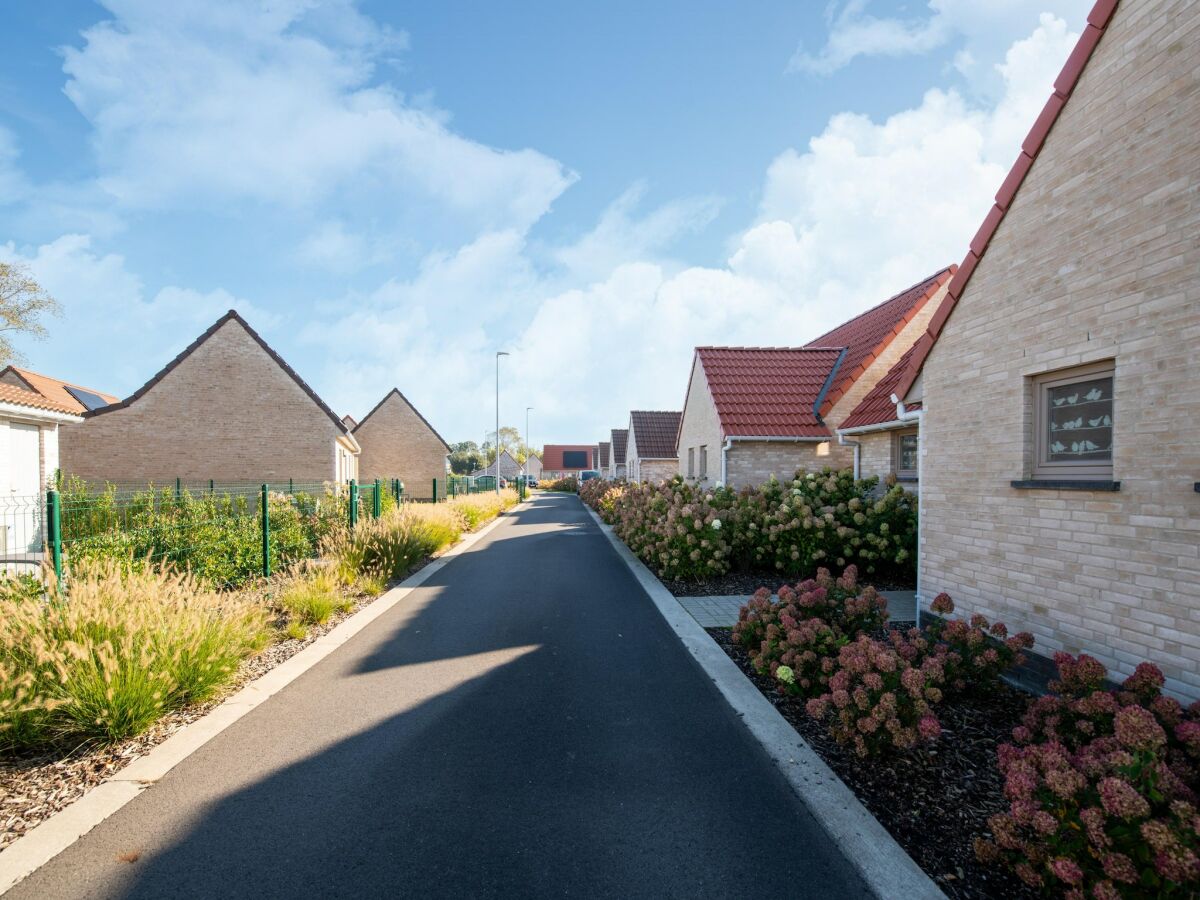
(495, 351, 509, 494)
(524, 407, 533, 480)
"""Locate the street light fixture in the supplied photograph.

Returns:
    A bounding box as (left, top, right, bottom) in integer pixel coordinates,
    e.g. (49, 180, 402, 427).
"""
(495, 351, 510, 494)
(524, 406, 533, 487)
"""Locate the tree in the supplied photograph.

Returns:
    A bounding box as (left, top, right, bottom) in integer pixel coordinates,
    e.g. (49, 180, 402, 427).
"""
(448, 441, 487, 475)
(484, 427, 542, 464)
(0, 262, 61, 367)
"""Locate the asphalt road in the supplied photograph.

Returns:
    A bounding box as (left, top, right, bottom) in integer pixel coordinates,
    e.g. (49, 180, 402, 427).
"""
(10, 493, 866, 899)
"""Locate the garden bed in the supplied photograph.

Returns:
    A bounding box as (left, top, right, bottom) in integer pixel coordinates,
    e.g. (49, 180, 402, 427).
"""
(708, 626, 1036, 900)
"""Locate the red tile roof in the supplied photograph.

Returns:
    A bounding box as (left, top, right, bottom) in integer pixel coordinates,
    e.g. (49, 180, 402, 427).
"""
(696, 346, 846, 438)
(839, 341, 923, 430)
(629, 410, 682, 459)
(542, 444, 597, 471)
(891, 0, 1120, 402)
(610, 429, 628, 464)
(1, 366, 118, 414)
(598, 441, 611, 468)
(803, 267, 954, 416)
(0, 382, 81, 416)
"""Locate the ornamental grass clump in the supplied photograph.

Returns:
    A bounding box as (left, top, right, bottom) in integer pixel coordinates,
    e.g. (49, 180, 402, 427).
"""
(0, 561, 269, 749)
(733, 566, 888, 698)
(976, 653, 1200, 897)
(276, 567, 349, 626)
(449, 488, 518, 529)
(324, 504, 465, 588)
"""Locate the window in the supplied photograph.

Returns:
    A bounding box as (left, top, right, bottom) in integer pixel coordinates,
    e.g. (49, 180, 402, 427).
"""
(1033, 361, 1114, 479)
(687, 447, 695, 477)
(893, 429, 918, 479)
(699, 445, 708, 478)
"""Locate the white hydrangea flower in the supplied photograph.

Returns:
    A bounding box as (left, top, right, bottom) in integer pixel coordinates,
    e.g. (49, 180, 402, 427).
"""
(711, 519, 722, 530)
(775, 665, 795, 685)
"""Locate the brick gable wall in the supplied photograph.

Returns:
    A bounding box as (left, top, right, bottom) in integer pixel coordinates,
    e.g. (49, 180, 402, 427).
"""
(355, 392, 448, 499)
(920, 0, 1200, 699)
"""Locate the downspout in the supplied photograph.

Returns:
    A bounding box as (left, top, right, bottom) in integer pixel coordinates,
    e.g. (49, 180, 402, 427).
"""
(720, 437, 732, 486)
(837, 433, 861, 480)
(891, 393, 923, 629)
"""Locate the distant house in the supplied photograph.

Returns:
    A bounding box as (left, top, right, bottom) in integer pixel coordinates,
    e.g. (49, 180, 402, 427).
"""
(352, 389, 450, 500)
(469, 449, 522, 481)
(626, 410, 681, 483)
(676, 268, 953, 490)
(542, 444, 597, 479)
(0, 382, 82, 563)
(598, 441, 611, 475)
(609, 429, 628, 479)
(898, 0, 1200, 698)
(0, 366, 119, 414)
(524, 453, 543, 479)
(61, 310, 360, 484)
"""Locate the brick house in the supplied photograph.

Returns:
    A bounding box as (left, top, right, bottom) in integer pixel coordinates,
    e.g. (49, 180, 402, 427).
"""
(895, 0, 1200, 698)
(676, 268, 953, 489)
(61, 310, 361, 484)
(625, 410, 681, 483)
(609, 429, 628, 479)
(541, 445, 597, 479)
(352, 389, 450, 500)
(469, 449, 522, 481)
(0, 383, 82, 563)
(598, 441, 611, 475)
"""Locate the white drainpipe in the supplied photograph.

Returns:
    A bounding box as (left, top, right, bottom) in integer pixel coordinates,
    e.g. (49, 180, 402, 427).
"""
(837, 433, 861, 480)
(891, 393, 924, 628)
(720, 437, 732, 485)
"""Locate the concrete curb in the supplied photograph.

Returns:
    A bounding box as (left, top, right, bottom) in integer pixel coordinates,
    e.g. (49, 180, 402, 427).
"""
(0, 507, 518, 895)
(582, 502, 945, 900)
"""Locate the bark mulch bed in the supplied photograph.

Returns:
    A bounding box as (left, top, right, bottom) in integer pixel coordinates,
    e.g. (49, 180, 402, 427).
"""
(0, 557, 437, 855)
(708, 626, 1036, 900)
(662, 570, 915, 598)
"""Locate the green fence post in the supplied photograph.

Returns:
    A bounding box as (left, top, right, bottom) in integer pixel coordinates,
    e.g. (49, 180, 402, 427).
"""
(349, 479, 358, 528)
(208, 478, 215, 496)
(260, 483, 270, 578)
(432, 478, 438, 503)
(175, 477, 182, 501)
(289, 477, 294, 495)
(46, 488, 63, 584)
(373, 479, 382, 518)
(397, 480, 404, 503)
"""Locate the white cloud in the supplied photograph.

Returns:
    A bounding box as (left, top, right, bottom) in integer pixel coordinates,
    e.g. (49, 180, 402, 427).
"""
(0, 234, 276, 392)
(790, 0, 1091, 87)
(306, 12, 1079, 442)
(61, 0, 575, 234)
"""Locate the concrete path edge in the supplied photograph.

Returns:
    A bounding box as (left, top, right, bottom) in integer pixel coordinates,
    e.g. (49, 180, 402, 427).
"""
(583, 503, 945, 900)
(0, 506, 520, 895)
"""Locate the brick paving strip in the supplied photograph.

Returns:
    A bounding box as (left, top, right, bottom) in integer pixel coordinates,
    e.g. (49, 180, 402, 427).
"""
(676, 590, 918, 628)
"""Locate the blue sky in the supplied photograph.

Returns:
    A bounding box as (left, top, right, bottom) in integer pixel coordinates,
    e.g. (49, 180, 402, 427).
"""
(0, 0, 1090, 445)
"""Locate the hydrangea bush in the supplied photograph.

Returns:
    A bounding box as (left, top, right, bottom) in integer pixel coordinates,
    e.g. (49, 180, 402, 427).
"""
(976, 653, 1200, 897)
(580, 467, 917, 584)
(733, 566, 887, 698)
(925, 592, 1035, 697)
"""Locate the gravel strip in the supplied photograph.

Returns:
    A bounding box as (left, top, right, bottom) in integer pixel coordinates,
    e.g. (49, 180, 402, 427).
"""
(708, 626, 1036, 900)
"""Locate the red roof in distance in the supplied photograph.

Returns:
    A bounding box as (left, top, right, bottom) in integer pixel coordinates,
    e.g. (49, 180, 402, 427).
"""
(542, 444, 598, 471)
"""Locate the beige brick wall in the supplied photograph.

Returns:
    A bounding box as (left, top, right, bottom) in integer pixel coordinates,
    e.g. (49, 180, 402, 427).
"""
(355, 391, 448, 500)
(677, 359, 723, 486)
(857, 431, 896, 482)
(726, 439, 853, 488)
(920, 0, 1200, 699)
(61, 320, 346, 483)
(636, 458, 678, 483)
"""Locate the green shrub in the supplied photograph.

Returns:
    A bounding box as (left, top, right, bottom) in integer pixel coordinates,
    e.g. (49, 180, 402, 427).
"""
(0, 560, 269, 748)
(324, 504, 465, 588)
